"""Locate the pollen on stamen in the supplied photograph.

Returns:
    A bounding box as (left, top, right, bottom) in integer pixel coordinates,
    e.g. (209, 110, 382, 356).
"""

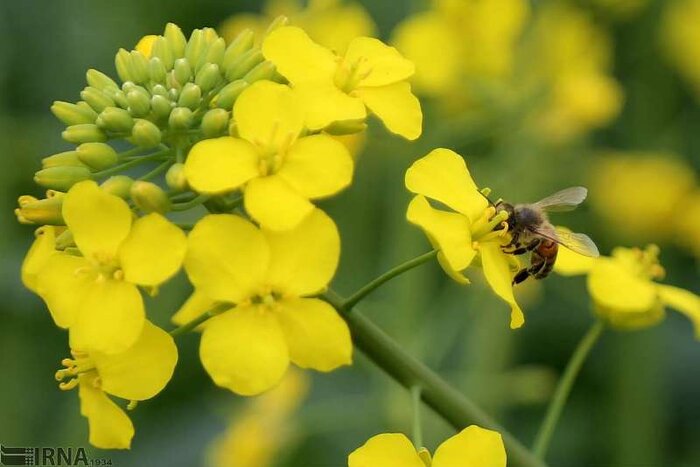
(59, 379, 80, 391)
(113, 269, 124, 281)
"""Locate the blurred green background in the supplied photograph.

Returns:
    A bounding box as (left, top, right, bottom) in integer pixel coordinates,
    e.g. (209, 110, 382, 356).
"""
(1, 0, 699, 466)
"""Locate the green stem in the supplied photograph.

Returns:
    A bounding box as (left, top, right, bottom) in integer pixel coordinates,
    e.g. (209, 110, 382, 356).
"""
(339, 250, 438, 312)
(171, 194, 210, 211)
(411, 385, 423, 448)
(323, 289, 548, 467)
(532, 320, 605, 459)
(92, 148, 173, 178)
(139, 160, 172, 181)
(169, 303, 229, 337)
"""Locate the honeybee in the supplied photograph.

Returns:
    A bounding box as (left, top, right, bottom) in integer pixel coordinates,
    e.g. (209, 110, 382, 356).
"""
(493, 186, 599, 284)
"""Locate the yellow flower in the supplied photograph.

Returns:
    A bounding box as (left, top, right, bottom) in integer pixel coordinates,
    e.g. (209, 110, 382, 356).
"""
(219, 0, 376, 54)
(405, 148, 524, 329)
(184, 80, 354, 231)
(262, 26, 422, 140)
(661, 0, 700, 98)
(134, 35, 158, 57)
(674, 189, 700, 258)
(55, 320, 178, 449)
(207, 370, 309, 467)
(32, 181, 187, 354)
(556, 245, 700, 336)
(348, 425, 506, 467)
(183, 208, 352, 395)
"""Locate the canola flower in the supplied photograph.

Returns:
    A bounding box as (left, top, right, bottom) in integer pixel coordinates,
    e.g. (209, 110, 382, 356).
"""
(662, 0, 700, 98)
(54, 321, 177, 449)
(348, 425, 506, 467)
(405, 148, 524, 328)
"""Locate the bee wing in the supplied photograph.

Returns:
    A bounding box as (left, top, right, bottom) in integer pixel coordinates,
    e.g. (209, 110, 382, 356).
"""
(533, 186, 588, 212)
(526, 226, 600, 257)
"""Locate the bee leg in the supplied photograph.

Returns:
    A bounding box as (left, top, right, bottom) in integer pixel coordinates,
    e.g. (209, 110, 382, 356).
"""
(513, 268, 531, 284)
(504, 230, 520, 248)
(506, 238, 541, 256)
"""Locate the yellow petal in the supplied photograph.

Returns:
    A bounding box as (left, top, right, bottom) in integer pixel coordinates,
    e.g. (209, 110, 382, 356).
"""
(294, 82, 366, 131)
(405, 148, 488, 221)
(263, 208, 340, 296)
(200, 306, 289, 396)
(588, 258, 657, 312)
(184, 137, 260, 194)
(277, 134, 354, 199)
(554, 244, 595, 276)
(432, 425, 507, 467)
(119, 213, 186, 287)
(658, 285, 700, 339)
(355, 81, 422, 140)
(93, 321, 178, 401)
(344, 36, 414, 88)
(262, 26, 337, 85)
(63, 181, 132, 260)
(172, 290, 217, 327)
(348, 433, 424, 467)
(244, 175, 315, 231)
(406, 196, 476, 274)
(480, 243, 524, 329)
(78, 373, 134, 450)
(69, 280, 145, 354)
(234, 81, 304, 151)
(276, 298, 352, 371)
(22, 226, 57, 293)
(185, 214, 269, 304)
(135, 35, 157, 57)
(36, 253, 93, 328)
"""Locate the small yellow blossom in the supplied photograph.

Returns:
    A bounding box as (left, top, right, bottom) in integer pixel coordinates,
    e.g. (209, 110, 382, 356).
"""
(55, 321, 178, 449)
(30, 181, 187, 354)
(207, 370, 309, 467)
(183, 208, 352, 395)
(661, 0, 700, 98)
(134, 35, 158, 57)
(405, 148, 524, 329)
(556, 245, 700, 336)
(262, 26, 422, 140)
(184, 80, 354, 230)
(348, 425, 506, 467)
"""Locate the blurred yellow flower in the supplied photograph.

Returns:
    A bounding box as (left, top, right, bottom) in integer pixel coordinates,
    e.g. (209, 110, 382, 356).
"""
(588, 152, 696, 242)
(184, 80, 354, 231)
(263, 26, 422, 140)
(556, 245, 700, 336)
(392, 0, 529, 97)
(31, 181, 186, 354)
(662, 0, 700, 97)
(184, 209, 352, 396)
(207, 370, 309, 467)
(348, 425, 506, 467)
(405, 148, 524, 329)
(219, 0, 376, 53)
(55, 321, 177, 449)
(674, 189, 700, 258)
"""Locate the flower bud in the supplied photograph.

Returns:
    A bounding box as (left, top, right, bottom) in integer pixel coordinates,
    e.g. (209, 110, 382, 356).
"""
(130, 181, 171, 213)
(115, 48, 133, 82)
(127, 89, 151, 117)
(169, 107, 193, 129)
(225, 49, 263, 81)
(212, 80, 248, 110)
(101, 175, 134, 198)
(201, 108, 229, 137)
(42, 151, 85, 168)
(151, 84, 169, 97)
(149, 57, 167, 83)
(324, 119, 368, 135)
(55, 229, 75, 250)
(131, 119, 162, 147)
(15, 193, 65, 225)
(34, 166, 91, 191)
(178, 83, 202, 110)
(243, 61, 276, 83)
(151, 95, 173, 120)
(195, 63, 221, 92)
(81, 87, 115, 113)
(51, 101, 97, 125)
(86, 69, 118, 92)
(151, 37, 174, 70)
(76, 142, 118, 170)
(204, 37, 226, 66)
(185, 29, 206, 70)
(222, 29, 255, 71)
(62, 124, 107, 144)
(110, 90, 130, 108)
(165, 162, 188, 191)
(173, 58, 192, 85)
(96, 107, 134, 133)
(164, 23, 187, 58)
(129, 50, 150, 84)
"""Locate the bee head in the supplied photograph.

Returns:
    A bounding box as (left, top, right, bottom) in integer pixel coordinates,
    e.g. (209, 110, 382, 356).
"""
(513, 204, 543, 228)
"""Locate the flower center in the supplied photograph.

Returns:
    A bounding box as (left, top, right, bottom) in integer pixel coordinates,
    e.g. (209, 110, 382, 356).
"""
(471, 205, 511, 245)
(334, 56, 372, 94)
(55, 350, 98, 391)
(615, 244, 665, 280)
(249, 289, 283, 310)
(253, 121, 297, 176)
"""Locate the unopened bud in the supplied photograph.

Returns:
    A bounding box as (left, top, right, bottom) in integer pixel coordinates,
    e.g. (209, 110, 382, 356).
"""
(115, 48, 133, 82)
(324, 119, 368, 135)
(131, 119, 162, 147)
(129, 51, 150, 83)
(151, 95, 173, 120)
(76, 142, 118, 170)
(164, 23, 187, 58)
(195, 63, 221, 92)
(201, 109, 229, 137)
(169, 107, 193, 129)
(86, 69, 118, 92)
(130, 181, 171, 213)
(15, 193, 65, 225)
(96, 107, 134, 133)
(151, 84, 169, 97)
(243, 61, 276, 83)
(62, 124, 107, 144)
(151, 37, 174, 70)
(42, 151, 85, 168)
(213, 80, 248, 109)
(81, 87, 115, 113)
(127, 89, 151, 117)
(204, 37, 226, 66)
(34, 166, 91, 191)
(173, 58, 192, 85)
(178, 83, 202, 110)
(165, 163, 188, 191)
(148, 57, 167, 83)
(135, 35, 157, 57)
(51, 101, 97, 126)
(101, 175, 134, 198)
(185, 29, 206, 70)
(225, 49, 263, 81)
(110, 90, 130, 108)
(222, 29, 255, 70)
